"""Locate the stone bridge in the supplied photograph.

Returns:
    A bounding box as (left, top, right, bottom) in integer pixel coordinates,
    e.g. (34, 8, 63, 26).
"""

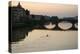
(9, 19, 78, 42)
(28, 19, 78, 30)
(10, 19, 78, 42)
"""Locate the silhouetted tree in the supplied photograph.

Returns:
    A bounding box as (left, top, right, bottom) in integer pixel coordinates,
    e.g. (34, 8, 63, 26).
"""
(25, 9, 30, 15)
(51, 16, 58, 21)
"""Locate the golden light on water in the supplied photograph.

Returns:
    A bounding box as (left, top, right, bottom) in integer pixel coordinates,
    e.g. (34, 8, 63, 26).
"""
(12, 30, 78, 52)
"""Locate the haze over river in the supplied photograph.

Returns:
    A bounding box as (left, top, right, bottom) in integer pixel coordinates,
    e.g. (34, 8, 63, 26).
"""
(11, 22, 78, 53)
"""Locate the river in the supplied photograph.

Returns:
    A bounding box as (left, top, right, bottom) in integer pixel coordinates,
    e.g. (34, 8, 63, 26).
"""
(11, 22, 78, 53)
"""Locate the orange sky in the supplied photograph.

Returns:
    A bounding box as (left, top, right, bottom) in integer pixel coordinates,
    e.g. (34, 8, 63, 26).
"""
(11, 1, 78, 18)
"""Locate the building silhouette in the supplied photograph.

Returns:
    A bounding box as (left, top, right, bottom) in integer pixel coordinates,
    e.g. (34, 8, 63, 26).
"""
(9, 2, 30, 25)
(9, 1, 78, 43)
(9, 1, 78, 30)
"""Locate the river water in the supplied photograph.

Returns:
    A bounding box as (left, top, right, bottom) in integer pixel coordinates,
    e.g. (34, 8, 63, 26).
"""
(11, 22, 78, 53)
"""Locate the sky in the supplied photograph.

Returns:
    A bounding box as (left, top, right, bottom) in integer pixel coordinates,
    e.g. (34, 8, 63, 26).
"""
(11, 1, 78, 18)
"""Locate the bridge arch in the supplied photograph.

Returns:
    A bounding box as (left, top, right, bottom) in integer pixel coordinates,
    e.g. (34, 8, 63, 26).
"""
(57, 21, 73, 30)
(43, 22, 56, 29)
(33, 20, 78, 30)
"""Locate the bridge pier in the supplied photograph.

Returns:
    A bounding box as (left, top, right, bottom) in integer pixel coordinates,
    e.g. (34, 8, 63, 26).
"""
(53, 23, 61, 30)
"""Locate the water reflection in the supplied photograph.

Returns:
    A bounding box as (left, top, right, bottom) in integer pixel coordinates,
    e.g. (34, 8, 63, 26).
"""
(11, 22, 78, 43)
(11, 28, 32, 43)
(11, 30, 78, 53)
(11, 21, 78, 53)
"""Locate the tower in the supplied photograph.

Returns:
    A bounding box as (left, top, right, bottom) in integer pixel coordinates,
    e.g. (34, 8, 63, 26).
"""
(9, 1, 12, 7)
(17, 2, 22, 8)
